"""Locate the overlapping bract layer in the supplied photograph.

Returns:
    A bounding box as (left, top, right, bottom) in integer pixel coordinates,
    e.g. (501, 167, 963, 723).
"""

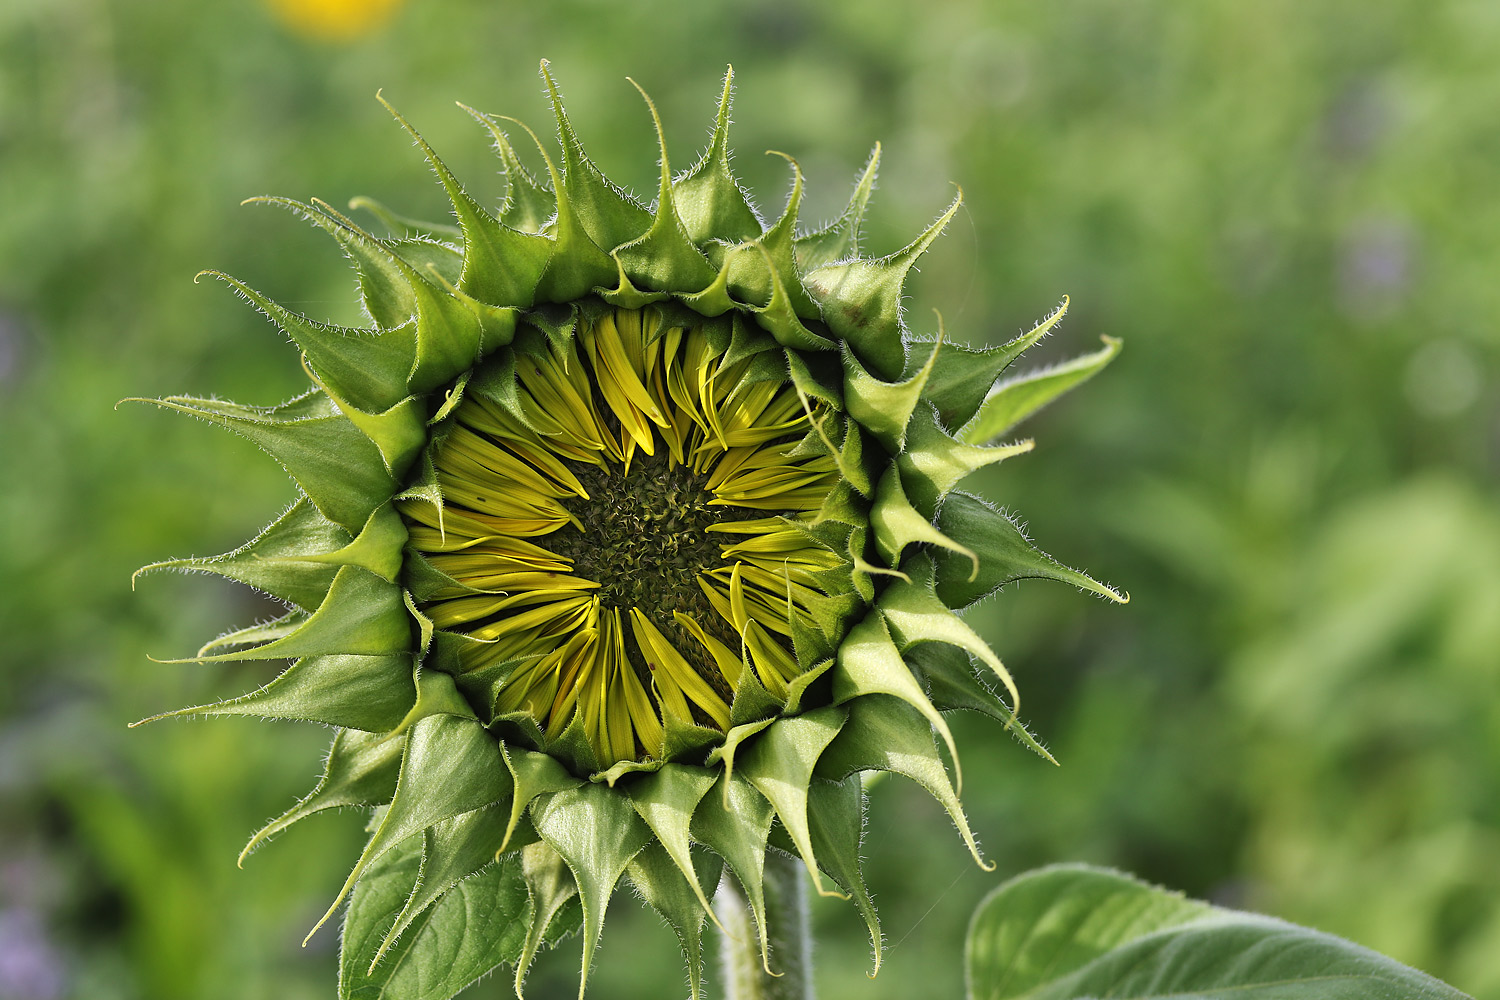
(135, 64, 1124, 1000)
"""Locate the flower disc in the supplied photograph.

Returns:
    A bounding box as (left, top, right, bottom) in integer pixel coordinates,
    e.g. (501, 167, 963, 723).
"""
(406, 307, 844, 765)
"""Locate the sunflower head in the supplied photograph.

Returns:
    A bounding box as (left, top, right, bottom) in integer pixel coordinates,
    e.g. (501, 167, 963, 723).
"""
(135, 63, 1124, 1000)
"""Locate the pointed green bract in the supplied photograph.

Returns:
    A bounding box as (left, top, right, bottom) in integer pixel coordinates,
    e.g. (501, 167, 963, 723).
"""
(138, 65, 1121, 1000)
(934, 493, 1126, 610)
(805, 776, 881, 969)
(530, 783, 654, 997)
(691, 773, 776, 971)
(961, 335, 1122, 444)
(241, 729, 404, 865)
(795, 144, 880, 270)
(919, 296, 1071, 428)
(135, 652, 415, 733)
(134, 390, 396, 532)
(672, 67, 763, 244)
(626, 841, 723, 1000)
(135, 498, 346, 611)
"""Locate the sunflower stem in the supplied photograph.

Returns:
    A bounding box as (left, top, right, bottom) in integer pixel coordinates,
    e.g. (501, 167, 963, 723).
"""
(714, 851, 815, 1000)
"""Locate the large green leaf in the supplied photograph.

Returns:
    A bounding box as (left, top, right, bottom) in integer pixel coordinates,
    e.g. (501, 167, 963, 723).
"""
(339, 837, 532, 1000)
(966, 864, 1472, 1000)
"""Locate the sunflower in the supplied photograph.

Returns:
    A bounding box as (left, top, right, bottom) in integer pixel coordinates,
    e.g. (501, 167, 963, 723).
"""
(135, 64, 1124, 1000)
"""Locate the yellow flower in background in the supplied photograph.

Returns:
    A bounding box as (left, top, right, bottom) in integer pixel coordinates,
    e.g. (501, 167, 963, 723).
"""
(265, 0, 406, 42)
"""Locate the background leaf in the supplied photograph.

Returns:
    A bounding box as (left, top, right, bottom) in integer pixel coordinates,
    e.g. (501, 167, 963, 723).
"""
(966, 864, 1473, 1000)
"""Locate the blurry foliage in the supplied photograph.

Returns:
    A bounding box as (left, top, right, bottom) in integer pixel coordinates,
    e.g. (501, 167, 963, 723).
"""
(1, 0, 1496, 998)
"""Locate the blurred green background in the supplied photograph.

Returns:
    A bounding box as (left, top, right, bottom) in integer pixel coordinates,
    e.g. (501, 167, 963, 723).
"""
(2, 0, 1497, 997)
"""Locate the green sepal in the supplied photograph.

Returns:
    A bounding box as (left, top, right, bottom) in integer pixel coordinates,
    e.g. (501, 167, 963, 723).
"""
(507, 114, 617, 304)
(704, 717, 773, 790)
(844, 525, 880, 602)
(546, 711, 603, 777)
(831, 611, 962, 793)
(397, 667, 481, 728)
(283, 195, 497, 394)
(626, 841, 723, 1000)
(783, 345, 841, 407)
(501, 744, 582, 854)
(805, 776, 881, 971)
(737, 705, 848, 898)
(724, 153, 819, 320)
(379, 94, 549, 309)
(934, 492, 1126, 609)
(464, 344, 524, 417)
(401, 549, 477, 603)
(245, 195, 416, 330)
(134, 652, 416, 733)
(491, 709, 547, 755)
(842, 333, 940, 453)
(783, 656, 834, 715)
(370, 802, 512, 968)
(789, 606, 836, 670)
(898, 403, 1034, 516)
(159, 565, 409, 664)
(385, 237, 463, 287)
(880, 556, 1024, 741)
(309, 712, 512, 943)
(727, 667, 782, 728)
(541, 62, 653, 253)
(199, 270, 417, 413)
(817, 693, 989, 869)
(460, 106, 556, 235)
(240, 728, 404, 865)
(514, 843, 581, 998)
(610, 82, 718, 296)
(394, 435, 446, 531)
(671, 67, 763, 245)
(661, 710, 724, 764)
(961, 335, 1122, 444)
(297, 502, 408, 584)
(348, 194, 462, 242)
(804, 191, 961, 381)
(871, 465, 977, 576)
(134, 498, 345, 612)
(339, 837, 532, 1000)
(529, 782, 654, 998)
(594, 758, 663, 787)
(794, 143, 880, 270)
(690, 773, 775, 972)
(132, 390, 395, 533)
(196, 612, 305, 656)
(917, 296, 1070, 429)
(308, 196, 497, 393)
(742, 241, 836, 352)
(624, 764, 720, 921)
(704, 307, 768, 379)
(404, 591, 434, 662)
(318, 388, 428, 479)
(905, 644, 1053, 762)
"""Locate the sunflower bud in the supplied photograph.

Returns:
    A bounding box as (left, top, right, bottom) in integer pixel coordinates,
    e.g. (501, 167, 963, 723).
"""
(134, 63, 1124, 1000)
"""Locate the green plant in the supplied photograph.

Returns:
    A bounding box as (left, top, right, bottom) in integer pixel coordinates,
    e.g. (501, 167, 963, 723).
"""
(131, 62, 1472, 1000)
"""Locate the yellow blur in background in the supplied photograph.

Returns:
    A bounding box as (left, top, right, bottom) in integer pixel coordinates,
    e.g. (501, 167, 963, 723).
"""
(266, 0, 407, 41)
